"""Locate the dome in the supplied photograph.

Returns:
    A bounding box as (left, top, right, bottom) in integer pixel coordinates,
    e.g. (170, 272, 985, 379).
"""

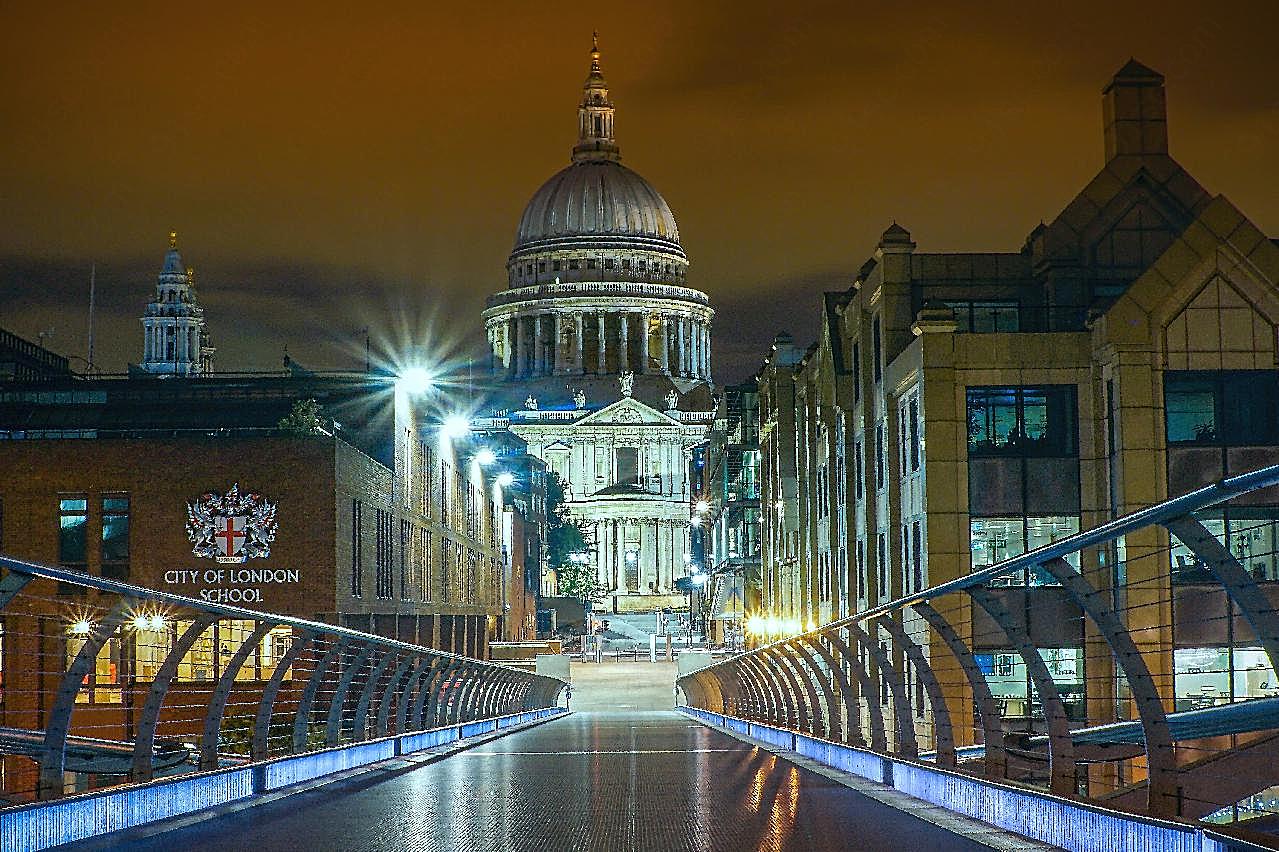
(513, 159, 681, 252)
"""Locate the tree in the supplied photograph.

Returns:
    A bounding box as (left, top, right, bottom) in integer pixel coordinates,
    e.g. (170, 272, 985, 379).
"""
(544, 473, 603, 603)
(277, 398, 326, 436)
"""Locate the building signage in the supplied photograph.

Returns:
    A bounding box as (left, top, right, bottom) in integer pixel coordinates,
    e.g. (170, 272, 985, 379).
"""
(179, 483, 289, 603)
(186, 483, 278, 563)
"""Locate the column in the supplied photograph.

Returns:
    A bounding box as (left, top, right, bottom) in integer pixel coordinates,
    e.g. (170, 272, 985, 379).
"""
(618, 313, 629, 371)
(596, 520, 609, 590)
(676, 317, 687, 377)
(659, 317, 670, 373)
(702, 325, 711, 378)
(552, 313, 563, 374)
(639, 314, 650, 374)
(574, 314, 584, 373)
(514, 317, 526, 377)
(532, 313, 547, 373)
(596, 313, 606, 373)
(693, 322, 703, 379)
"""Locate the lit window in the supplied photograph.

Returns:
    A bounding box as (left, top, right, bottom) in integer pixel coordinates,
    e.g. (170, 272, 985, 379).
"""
(966, 386, 1077, 456)
(59, 497, 88, 565)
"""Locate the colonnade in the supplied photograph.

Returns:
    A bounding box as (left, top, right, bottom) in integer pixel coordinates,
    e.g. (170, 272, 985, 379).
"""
(491, 309, 711, 380)
(591, 516, 689, 594)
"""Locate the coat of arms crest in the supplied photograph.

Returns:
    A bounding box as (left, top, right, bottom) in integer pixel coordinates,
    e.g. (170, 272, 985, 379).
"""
(186, 483, 278, 563)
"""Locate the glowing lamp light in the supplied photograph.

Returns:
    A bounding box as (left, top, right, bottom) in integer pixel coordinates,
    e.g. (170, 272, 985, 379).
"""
(396, 367, 434, 396)
(691, 572, 708, 586)
(694, 499, 710, 514)
(69, 619, 93, 636)
(131, 614, 150, 631)
(496, 471, 515, 488)
(441, 414, 471, 440)
(689, 515, 703, 528)
(476, 447, 497, 466)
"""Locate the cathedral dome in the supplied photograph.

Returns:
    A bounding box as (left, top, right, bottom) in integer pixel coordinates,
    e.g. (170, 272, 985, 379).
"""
(514, 159, 681, 252)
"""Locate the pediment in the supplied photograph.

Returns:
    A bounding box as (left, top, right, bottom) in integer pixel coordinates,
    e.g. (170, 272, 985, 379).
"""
(576, 397, 679, 427)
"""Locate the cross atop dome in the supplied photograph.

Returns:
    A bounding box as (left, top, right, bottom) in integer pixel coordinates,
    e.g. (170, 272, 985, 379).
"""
(573, 32, 620, 163)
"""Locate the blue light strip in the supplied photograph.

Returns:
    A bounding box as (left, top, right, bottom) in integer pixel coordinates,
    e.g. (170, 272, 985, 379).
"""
(679, 707, 1235, 852)
(0, 707, 567, 852)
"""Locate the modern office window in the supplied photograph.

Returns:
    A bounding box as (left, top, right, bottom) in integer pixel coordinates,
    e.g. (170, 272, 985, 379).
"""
(100, 494, 129, 578)
(969, 515, 1080, 584)
(58, 496, 88, 565)
(1165, 371, 1279, 445)
(1173, 647, 1277, 712)
(400, 519, 411, 600)
(967, 386, 1077, 456)
(976, 647, 1084, 720)
(1170, 509, 1279, 583)
(945, 300, 1020, 333)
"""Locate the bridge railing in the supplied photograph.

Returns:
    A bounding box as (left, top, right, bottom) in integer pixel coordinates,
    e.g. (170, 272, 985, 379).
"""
(679, 464, 1279, 829)
(0, 555, 567, 805)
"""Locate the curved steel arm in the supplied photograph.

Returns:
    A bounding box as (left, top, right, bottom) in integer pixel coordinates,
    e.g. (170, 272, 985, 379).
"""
(254, 629, 317, 759)
(968, 587, 1077, 798)
(877, 614, 955, 767)
(913, 601, 1005, 779)
(132, 613, 219, 781)
(848, 621, 918, 758)
(201, 620, 276, 769)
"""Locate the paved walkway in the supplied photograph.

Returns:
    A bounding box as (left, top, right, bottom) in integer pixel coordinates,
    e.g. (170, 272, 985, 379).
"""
(71, 662, 1042, 851)
(88, 709, 1007, 852)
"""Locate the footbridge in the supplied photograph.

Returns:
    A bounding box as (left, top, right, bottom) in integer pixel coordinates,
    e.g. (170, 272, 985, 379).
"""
(4, 469, 1279, 849)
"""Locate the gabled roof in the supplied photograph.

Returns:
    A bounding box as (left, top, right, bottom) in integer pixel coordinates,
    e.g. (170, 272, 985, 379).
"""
(574, 395, 680, 427)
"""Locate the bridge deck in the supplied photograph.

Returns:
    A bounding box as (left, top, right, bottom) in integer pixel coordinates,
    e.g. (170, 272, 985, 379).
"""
(73, 710, 997, 852)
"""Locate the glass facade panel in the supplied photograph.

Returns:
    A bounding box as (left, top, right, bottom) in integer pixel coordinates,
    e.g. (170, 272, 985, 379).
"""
(101, 495, 129, 565)
(967, 386, 1076, 456)
(1165, 371, 1279, 445)
(1171, 511, 1279, 583)
(59, 497, 87, 564)
(1174, 647, 1231, 711)
(971, 516, 1080, 585)
(67, 631, 122, 704)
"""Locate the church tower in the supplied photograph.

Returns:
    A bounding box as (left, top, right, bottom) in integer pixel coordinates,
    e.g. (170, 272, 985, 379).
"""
(140, 231, 214, 376)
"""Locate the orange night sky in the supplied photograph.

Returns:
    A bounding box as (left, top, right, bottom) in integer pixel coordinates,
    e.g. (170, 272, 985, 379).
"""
(2, 1, 1276, 381)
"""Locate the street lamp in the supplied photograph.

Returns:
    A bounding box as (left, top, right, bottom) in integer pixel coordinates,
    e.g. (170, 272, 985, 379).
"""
(395, 367, 434, 396)
(476, 447, 497, 466)
(441, 414, 471, 440)
(496, 471, 515, 488)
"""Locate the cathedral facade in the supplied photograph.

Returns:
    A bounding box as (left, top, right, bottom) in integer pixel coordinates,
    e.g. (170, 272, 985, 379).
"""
(478, 38, 714, 610)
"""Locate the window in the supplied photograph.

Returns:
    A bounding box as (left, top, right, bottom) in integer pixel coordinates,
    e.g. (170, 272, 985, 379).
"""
(854, 440, 863, 500)
(59, 497, 87, 565)
(101, 494, 129, 578)
(350, 499, 363, 597)
(375, 509, 393, 600)
(908, 398, 920, 472)
(615, 447, 638, 485)
(167, 620, 292, 682)
(912, 522, 923, 591)
(872, 316, 882, 382)
(1165, 371, 1279, 445)
(552, 260, 561, 272)
(945, 300, 1020, 333)
(877, 532, 887, 595)
(969, 516, 1080, 584)
(976, 648, 1083, 720)
(874, 426, 885, 491)
(967, 386, 1077, 456)
(856, 539, 866, 599)
(67, 627, 122, 704)
(400, 519, 411, 600)
(1170, 509, 1279, 583)
(852, 343, 861, 403)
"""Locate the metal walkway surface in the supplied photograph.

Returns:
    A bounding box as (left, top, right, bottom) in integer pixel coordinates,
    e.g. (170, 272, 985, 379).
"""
(70, 710, 1007, 852)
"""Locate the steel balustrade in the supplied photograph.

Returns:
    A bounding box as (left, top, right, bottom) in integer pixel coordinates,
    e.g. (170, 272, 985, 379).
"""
(0, 554, 567, 804)
(678, 464, 1279, 824)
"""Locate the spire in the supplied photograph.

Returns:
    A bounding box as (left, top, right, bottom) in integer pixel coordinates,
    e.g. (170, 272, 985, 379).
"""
(161, 230, 186, 276)
(572, 32, 620, 163)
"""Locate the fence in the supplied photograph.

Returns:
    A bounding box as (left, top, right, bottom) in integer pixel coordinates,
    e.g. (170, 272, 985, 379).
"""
(678, 464, 1279, 838)
(0, 555, 567, 808)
